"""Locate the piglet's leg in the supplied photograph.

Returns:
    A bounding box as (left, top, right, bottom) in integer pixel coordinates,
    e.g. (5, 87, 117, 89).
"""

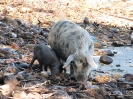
(29, 56, 36, 72)
(43, 64, 47, 71)
(38, 61, 43, 71)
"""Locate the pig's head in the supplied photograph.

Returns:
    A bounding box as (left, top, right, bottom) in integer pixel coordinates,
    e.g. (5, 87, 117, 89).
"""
(51, 62, 64, 78)
(63, 52, 98, 82)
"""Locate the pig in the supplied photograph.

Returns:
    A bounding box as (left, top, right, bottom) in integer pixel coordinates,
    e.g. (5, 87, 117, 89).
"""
(29, 44, 62, 76)
(48, 20, 98, 81)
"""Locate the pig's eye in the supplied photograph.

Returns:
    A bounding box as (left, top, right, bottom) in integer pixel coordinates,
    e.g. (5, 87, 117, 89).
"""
(83, 59, 88, 68)
(83, 62, 88, 68)
(80, 59, 83, 63)
(70, 61, 76, 68)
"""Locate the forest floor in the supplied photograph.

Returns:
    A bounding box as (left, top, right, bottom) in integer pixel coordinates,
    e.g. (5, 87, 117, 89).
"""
(0, 0, 133, 99)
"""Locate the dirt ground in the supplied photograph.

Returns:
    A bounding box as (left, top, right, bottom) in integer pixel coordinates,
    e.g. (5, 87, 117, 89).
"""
(0, 0, 133, 99)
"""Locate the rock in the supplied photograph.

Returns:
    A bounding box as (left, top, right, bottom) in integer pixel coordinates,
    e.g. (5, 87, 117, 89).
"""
(117, 78, 127, 88)
(27, 92, 42, 99)
(11, 32, 17, 38)
(13, 28, 23, 34)
(111, 73, 122, 80)
(20, 32, 34, 39)
(43, 32, 49, 38)
(18, 71, 29, 79)
(25, 75, 34, 80)
(93, 22, 99, 27)
(0, 48, 11, 55)
(83, 81, 98, 89)
(3, 33, 12, 38)
(105, 50, 114, 56)
(48, 10, 54, 13)
(90, 36, 103, 48)
(86, 25, 95, 33)
(15, 74, 25, 80)
(18, 37, 25, 42)
(13, 19, 22, 26)
(54, 90, 70, 97)
(19, 7, 33, 13)
(12, 90, 27, 99)
(94, 75, 110, 83)
(113, 90, 123, 98)
(30, 28, 40, 34)
(100, 55, 113, 64)
(42, 93, 56, 99)
(110, 28, 119, 33)
(11, 43, 20, 50)
(95, 49, 114, 56)
(41, 71, 49, 78)
(94, 42, 103, 48)
(15, 62, 29, 70)
(1, 59, 14, 64)
(9, 20, 20, 28)
(101, 35, 109, 42)
(117, 78, 126, 82)
(4, 66, 19, 74)
(95, 93, 104, 99)
(0, 84, 13, 96)
(116, 64, 120, 67)
(97, 87, 107, 96)
(2, 48, 15, 55)
(112, 41, 124, 47)
(84, 17, 89, 24)
(0, 53, 5, 58)
(0, 22, 7, 27)
(4, 75, 20, 86)
(24, 82, 34, 87)
(123, 74, 133, 81)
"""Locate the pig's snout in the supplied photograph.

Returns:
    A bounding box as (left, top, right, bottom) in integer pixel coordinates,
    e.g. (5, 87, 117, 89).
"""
(51, 67, 61, 76)
(51, 68, 62, 80)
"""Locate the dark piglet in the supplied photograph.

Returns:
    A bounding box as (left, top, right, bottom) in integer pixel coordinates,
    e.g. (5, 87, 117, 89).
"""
(29, 44, 62, 76)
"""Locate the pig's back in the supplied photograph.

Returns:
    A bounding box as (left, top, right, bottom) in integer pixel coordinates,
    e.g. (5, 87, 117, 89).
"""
(48, 20, 92, 61)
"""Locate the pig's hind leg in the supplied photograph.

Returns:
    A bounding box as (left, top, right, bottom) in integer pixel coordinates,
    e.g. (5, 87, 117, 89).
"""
(29, 56, 36, 72)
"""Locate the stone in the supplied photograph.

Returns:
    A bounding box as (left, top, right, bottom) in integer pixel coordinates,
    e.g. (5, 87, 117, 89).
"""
(41, 71, 49, 78)
(0, 22, 7, 27)
(19, 7, 33, 13)
(105, 50, 114, 56)
(112, 73, 122, 80)
(27, 92, 42, 99)
(112, 41, 123, 47)
(123, 74, 133, 81)
(96, 49, 114, 56)
(12, 91, 27, 99)
(11, 43, 20, 50)
(4, 66, 19, 74)
(94, 42, 103, 48)
(110, 28, 119, 33)
(84, 17, 89, 24)
(100, 55, 113, 64)
(4, 75, 20, 86)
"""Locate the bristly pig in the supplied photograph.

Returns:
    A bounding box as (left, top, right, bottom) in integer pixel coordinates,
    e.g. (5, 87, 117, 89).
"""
(48, 20, 98, 81)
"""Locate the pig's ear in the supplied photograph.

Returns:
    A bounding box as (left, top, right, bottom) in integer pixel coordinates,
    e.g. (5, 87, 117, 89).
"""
(63, 54, 74, 68)
(86, 55, 98, 68)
